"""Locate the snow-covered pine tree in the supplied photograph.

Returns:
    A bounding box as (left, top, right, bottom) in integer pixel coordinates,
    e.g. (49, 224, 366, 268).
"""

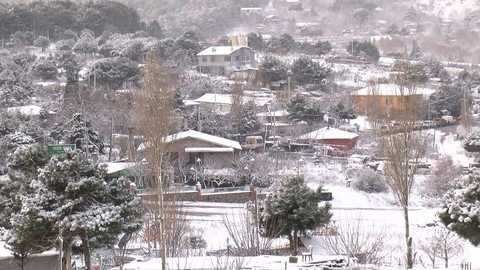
(65, 113, 105, 155)
(12, 150, 142, 270)
(234, 101, 260, 135)
(438, 172, 480, 246)
(2, 145, 56, 269)
(260, 176, 332, 255)
(0, 144, 51, 228)
(463, 128, 480, 153)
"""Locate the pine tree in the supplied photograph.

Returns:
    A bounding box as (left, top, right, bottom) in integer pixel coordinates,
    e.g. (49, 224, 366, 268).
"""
(260, 176, 332, 254)
(287, 95, 324, 123)
(0, 144, 51, 228)
(463, 129, 480, 152)
(438, 173, 480, 246)
(65, 113, 105, 155)
(10, 150, 142, 270)
(234, 102, 260, 135)
(258, 54, 288, 85)
(333, 101, 358, 122)
(291, 56, 330, 86)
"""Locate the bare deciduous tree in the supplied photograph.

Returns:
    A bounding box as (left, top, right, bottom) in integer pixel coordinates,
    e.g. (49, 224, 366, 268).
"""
(422, 155, 462, 199)
(378, 81, 429, 269)
(135, 51, 176, 270)
(322, 212, 391, 265)
(211, 256, 247, 270)
(419, 227, 464, 268)
(221, 204, 281, 256)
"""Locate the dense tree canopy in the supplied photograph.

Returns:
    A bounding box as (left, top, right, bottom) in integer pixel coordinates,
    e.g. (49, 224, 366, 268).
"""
(258, 54, 289, 85)
(261, 176, 332, 254)
(4, 149, 143, 269)
(288, 94, 324, 123)
(346, 40, 380, 61)
(266, 34, 296, 55)
(291, 57, 330, 86)
(0, 1, 143, 41)
(430, 83, 464, 117)
(90, 56, 140, 90)
(0, 51, 36, 106)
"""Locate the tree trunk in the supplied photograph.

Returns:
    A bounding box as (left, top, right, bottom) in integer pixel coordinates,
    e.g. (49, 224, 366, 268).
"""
(403, 206, 413, 268)
(293, 230, 298, 255)
(444, 250, 448, 268)
(63, 239, 73, 270)
(288, 233, 293, 253)
(81, 233, 92, 270)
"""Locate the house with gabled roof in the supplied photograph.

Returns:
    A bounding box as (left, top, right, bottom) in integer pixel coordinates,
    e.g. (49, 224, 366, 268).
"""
(137, 129, 242, 169)
(297, 127, 359, 150)
(197, 45, 255, 76)
(193, 93, 272, 114)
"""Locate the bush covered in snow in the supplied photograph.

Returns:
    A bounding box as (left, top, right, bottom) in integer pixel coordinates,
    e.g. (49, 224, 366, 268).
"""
(421, 155, 463, 198)
(353, 168, 388, 193)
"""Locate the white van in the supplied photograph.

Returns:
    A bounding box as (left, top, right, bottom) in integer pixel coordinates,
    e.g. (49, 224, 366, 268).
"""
(242, 136, 264, 150)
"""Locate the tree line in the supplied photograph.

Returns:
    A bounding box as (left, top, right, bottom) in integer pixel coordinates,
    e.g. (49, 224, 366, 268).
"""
(0, 1, 144, 41)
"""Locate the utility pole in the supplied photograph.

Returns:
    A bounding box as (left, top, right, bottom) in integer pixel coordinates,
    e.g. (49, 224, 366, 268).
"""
(93, 64, 97, 91)
(108, 118, 113, 161)
(83, 108, 89, 159)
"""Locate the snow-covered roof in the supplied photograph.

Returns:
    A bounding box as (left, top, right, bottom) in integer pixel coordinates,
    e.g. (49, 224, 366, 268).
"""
(185, 147, 234, 153)
(166, 130, 241, 149)
(352, 84, 435, 96)
(240, 7, 262, 10)
(0, 241, 58, 259)
(256, 110, 290, 117)
(197, 46, 249, 56)
(35, 81, 58, 87)
(137, 130, 241, 152)
(184, 100, 200, 106)
(298, 127, 359, 140)
(103, 162, 137, 174)
(194, 93, 272, 107)
(263, 121, 292, 127)
(6, 105, 43, 116)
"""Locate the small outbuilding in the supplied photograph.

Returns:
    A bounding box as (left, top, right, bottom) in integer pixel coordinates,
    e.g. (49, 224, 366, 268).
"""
(297, 127, 359, 149)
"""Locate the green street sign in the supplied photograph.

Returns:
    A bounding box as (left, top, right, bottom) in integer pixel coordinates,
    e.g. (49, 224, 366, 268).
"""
(48, 144, 76, 154)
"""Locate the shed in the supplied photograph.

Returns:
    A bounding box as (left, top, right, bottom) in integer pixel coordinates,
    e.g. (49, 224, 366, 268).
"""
(297, 127, 359, 149)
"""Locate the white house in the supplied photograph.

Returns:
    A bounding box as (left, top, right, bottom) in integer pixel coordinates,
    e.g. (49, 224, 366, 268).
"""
(194, 93, 272, 114)
(197, 46, 255, 76)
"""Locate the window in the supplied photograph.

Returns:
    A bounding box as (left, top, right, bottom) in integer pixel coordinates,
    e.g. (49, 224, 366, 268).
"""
(235, 55, 240, 61)
(245, 55, 250, 62)
(202, 56, 207, 62)
(224, 56, 231, 61)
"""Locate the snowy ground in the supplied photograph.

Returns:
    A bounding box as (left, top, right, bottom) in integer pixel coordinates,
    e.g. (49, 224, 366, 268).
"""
(4, 124, 476, 270)
(156, 125, 480, 270)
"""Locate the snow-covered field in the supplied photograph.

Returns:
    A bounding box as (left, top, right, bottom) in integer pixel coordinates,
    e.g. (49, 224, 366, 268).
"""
(160, 127, 480, 270)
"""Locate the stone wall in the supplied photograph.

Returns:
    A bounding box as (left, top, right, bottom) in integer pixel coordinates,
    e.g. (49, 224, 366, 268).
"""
(139, 185, 267, 204)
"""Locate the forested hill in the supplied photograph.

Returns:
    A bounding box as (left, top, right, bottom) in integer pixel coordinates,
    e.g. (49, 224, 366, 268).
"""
(1, 0, 270, 38)
(118, 0, 269, 36)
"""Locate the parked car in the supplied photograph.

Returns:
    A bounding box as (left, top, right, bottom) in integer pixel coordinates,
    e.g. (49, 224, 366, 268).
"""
(242, 136, 264, 150)
(265, 136, 283, 147)
(422, 120, 436, 129)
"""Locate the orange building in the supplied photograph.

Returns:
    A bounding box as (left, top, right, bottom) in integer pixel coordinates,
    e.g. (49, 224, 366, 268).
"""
(351, 84, 435, 116)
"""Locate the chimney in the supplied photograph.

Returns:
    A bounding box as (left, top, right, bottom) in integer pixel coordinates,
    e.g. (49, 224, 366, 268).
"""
(239, 35, 248, 47)
(232, 36, 239, 46)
